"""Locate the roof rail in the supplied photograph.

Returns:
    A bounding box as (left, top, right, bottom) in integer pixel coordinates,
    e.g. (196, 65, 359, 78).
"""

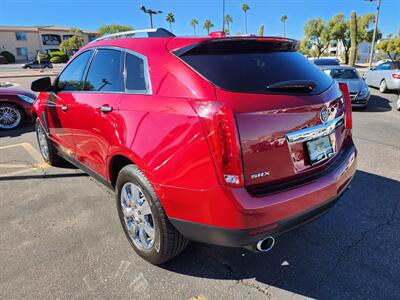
(90, 28, 175, 44)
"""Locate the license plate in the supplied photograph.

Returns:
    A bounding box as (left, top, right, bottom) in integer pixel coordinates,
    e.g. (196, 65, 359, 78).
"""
(306, 135, 334, 165)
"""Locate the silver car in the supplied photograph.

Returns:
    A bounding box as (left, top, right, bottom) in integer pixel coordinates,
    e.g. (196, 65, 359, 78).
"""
(364, 61, 400, 93)
(322, 66, 370, 108)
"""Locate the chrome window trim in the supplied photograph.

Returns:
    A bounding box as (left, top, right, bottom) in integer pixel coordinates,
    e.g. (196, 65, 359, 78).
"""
(56, 46, 152, 95)
(286, 114, 344, 144)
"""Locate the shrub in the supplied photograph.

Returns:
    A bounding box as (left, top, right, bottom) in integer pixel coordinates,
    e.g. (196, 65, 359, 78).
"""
(36, 52, 50, 62)
(50, 56, 63, 63)
(49, 51, 68, 62)
(0, 51, 15, 63)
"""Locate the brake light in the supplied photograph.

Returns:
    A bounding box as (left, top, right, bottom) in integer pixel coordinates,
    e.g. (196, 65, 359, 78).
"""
(392, 73, 400, 79)
(189, 100, 244, 187)
(339, 83, 352, 130)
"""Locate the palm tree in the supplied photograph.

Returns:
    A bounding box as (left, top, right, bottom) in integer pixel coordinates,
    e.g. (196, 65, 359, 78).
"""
(280, 15, 288, 37)
(190, 18, 199, 35)
(224, 15, 233, 34)
(241, 3, 250, 34)
(203, 19, 214, 35)
(165, 12, 175, 33)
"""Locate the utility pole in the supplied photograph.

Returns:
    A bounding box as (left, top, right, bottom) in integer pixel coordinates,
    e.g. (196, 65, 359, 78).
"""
(222, 0, 226, 32)
(366, 0, 381, 68)
(140, 5, 162, 29)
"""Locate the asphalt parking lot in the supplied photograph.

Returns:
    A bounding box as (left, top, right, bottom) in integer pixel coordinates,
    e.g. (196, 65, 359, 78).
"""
(1, 76, 399, 299)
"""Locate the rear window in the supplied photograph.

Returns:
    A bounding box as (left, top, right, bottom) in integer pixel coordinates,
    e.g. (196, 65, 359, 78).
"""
(313, 59, 340, 66)
(324, 68, 360, 79)
(177, 40, 332, 95)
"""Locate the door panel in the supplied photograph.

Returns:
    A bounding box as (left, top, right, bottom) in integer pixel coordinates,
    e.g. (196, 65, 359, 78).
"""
(69, 93, 121, 177)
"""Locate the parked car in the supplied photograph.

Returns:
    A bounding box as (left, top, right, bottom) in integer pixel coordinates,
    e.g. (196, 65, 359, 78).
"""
(313, 58, 340, 66)
(31, 29, 357, 264)
(22, 60, 53, 69)
(364, 61, 400, 93)
(322, 66, 370, 108)
(0, 87, 35, 129)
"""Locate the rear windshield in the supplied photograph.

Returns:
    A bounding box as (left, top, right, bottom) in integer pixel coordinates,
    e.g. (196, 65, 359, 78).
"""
(324, 68, 360, 79)
(313, 59, 340, 66)
(178, 40, 332, 95)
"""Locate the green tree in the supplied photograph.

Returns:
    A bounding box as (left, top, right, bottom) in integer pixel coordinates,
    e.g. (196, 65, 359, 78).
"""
(376, 38, 400, 60)
(241, 3, 250, 34)
(304, 17, 331, 58)
(190, 19, 199, 35)
(328, 14, 351, 64)
(98, 24, 133, 36)
(166, 12, 175, 33)
(60, 28, 84, 52)
(280, 15, 288, 37)
(357, 13, 382, 43)
(299, 39, 311, 56)
(258, 24, 264, 37)
(203, 19, 214, 35)
(349, 11, 358, 66)
(224, 14, 233, 33)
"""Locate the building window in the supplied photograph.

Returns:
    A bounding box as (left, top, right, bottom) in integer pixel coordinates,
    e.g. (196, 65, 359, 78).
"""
(16, 47, 28, 56)
(42, 34, 61, 45)
(88, 35, 97, 42)
(16, 32, 27, 41)
(63, 35, 73, 40)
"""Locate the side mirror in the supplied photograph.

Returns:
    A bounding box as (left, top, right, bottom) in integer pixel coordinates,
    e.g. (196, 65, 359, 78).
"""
(369, 67, 375, 71)
(31, 77, 52, 92)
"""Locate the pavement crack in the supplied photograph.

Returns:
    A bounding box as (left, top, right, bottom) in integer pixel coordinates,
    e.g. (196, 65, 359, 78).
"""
(201, 247, 273, 298)
(308, 196, 400, 293)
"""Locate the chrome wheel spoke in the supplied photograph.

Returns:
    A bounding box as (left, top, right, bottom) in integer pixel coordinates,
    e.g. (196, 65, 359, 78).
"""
(138, 227, 148, 247)
(143, 222, 155, 239)
(122, 207, 135, 217)
(140, 200, 151, 216)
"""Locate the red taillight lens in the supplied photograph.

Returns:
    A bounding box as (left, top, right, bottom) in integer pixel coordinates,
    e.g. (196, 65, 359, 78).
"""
(339, 83, 352, 130)
(189, 100, 244, 187)
(392, 73, 400, 79)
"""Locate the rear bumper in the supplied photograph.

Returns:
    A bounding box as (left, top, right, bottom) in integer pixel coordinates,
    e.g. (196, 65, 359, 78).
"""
(162, 142, 357, 248)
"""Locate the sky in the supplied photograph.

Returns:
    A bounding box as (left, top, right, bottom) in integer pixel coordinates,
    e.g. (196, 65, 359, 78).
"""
(0, 0, 399, 39)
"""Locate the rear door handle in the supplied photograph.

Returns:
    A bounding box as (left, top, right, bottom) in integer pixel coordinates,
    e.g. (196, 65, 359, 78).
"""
(61, 105, 68, 112)
(99, 106, 113, 113)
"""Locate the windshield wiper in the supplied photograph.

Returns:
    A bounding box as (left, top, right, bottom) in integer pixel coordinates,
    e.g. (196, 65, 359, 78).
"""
(266, 80, 317, 92)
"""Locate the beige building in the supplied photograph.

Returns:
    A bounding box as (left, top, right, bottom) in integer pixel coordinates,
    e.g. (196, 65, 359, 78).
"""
(0, 26, 98, 62)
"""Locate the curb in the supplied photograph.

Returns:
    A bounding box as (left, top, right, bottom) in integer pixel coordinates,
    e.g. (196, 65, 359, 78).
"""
(0, 72, 59, 79)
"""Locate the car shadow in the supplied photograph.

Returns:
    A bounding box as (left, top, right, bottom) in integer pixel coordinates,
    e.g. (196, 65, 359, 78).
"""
(0, 122, 34, 138)
(161, 170, 400, 299)
(354, 94, 392, 112)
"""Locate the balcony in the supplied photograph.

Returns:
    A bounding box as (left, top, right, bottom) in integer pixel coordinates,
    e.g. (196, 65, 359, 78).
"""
(42, 34, 61, 46)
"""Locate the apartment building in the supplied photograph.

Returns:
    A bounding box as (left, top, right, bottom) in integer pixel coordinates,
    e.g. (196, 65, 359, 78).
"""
(0, 26, 98, 62)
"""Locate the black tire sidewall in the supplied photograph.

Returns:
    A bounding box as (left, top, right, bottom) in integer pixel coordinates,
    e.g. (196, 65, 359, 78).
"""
(116, 165, 165, 264)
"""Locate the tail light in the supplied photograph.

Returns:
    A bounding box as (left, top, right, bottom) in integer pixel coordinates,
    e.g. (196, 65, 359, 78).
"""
(339, 83, 352, 130)
(189, 100, 244, 187)
(392, 73, 400, 79)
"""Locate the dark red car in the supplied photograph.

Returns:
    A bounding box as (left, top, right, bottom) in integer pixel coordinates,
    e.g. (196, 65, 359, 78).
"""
(31, 29, 357, 264)
(0, 87, 36, 129)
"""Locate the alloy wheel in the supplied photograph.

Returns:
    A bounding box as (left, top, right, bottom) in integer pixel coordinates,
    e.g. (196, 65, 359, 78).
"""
(120, 182, 155, 251)
(0, 106, 22, 129)
(36, 123, 49, 161)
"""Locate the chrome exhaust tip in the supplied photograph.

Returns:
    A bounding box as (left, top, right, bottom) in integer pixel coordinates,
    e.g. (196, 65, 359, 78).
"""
(256, 236, 275, 252)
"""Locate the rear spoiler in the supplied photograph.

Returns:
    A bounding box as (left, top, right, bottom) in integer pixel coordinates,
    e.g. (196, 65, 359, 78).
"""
(173, 37, 299, 57)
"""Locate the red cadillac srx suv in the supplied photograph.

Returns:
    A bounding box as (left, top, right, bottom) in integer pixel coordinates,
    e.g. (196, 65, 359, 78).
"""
(31, 28, 357, 264)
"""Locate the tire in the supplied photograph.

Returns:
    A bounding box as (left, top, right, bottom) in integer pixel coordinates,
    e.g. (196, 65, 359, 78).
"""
(379, 80, 387, 93)
(116, 164, 188, 265)
(397, 94, 400, 111)
(35, 118, 63, 166)
(0, 103, 23, 130)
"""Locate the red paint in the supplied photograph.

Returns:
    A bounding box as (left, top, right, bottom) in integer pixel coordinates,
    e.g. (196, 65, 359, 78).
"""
(33, 35, 357, 240)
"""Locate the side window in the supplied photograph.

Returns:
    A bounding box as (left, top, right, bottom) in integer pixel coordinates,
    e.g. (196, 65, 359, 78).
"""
(126, 53, 147, 92)
(84, 49, 124, 92)
(57, 50, 92, 91)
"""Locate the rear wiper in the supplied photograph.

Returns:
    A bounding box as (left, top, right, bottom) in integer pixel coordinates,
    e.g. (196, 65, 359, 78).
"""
(266, 80, 317, 92)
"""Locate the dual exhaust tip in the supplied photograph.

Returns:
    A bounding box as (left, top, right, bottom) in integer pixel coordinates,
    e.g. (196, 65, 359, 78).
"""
(255, 236, 275, 252)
